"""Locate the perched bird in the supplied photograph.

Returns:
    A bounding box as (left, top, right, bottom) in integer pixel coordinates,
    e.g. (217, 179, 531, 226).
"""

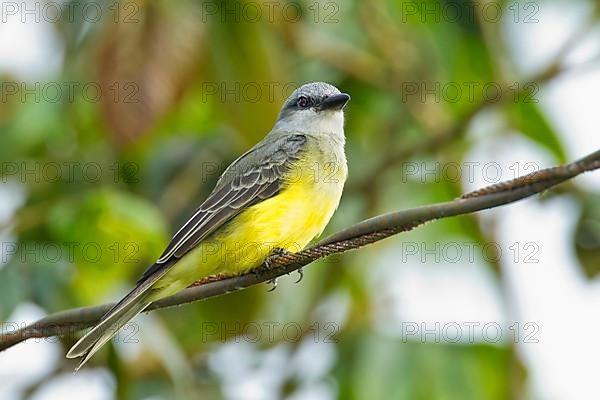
(67, 82, 350, 369)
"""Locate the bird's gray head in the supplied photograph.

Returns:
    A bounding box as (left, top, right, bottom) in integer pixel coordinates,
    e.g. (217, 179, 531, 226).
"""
(273, 82, 350, 135)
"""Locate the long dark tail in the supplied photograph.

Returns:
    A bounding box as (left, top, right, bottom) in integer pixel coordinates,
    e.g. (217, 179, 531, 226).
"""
(66, 263, 169, 370)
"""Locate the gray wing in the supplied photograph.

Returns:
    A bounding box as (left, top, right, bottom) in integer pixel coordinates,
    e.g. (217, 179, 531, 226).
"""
(137, 134, 307, 283)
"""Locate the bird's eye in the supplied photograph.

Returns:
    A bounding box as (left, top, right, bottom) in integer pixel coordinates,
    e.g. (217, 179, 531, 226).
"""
(297, 96, 311, 108)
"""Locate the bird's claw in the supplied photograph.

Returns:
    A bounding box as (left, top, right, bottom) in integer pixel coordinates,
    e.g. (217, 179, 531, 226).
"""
(267, 278, 278, 292)
(294, 268, 304, 284)
(264, 248, 293, 291)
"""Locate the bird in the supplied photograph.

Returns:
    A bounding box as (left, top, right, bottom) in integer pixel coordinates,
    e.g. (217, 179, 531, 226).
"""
(66, 81, 350, 370)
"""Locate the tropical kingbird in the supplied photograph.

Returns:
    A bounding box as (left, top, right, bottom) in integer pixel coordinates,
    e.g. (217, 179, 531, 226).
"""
(67, 82, 350, 369)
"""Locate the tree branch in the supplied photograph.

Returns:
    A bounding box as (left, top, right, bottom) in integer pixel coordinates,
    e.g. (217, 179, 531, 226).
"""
(2, 149, 600, 352)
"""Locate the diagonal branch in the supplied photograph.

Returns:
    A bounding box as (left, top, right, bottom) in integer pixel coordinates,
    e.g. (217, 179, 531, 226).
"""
(1, 149, 600, 352)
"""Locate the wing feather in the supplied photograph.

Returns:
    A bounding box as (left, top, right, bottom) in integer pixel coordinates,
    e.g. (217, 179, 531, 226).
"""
(137, 134, 306, 283)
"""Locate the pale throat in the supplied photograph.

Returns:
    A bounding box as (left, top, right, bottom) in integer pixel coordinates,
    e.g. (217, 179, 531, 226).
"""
(275, 110, 345, 140)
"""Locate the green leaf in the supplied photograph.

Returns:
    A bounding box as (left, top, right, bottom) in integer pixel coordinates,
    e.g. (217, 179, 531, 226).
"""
(47, 187, 169, 302)
(506, 98, 567, 162)
(574, 192, 600, 279)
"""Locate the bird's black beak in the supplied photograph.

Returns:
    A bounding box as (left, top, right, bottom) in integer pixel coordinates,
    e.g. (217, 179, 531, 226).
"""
(316, 93, 351, 111)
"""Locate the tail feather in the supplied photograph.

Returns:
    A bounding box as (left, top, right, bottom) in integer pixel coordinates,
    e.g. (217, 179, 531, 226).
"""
(67, 263, 170, 370)
(68, 297, 151, 370)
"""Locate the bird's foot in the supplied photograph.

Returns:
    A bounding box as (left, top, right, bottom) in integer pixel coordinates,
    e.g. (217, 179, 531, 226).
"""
(264, 248, 293, 291)
(294, 268, 304, 284)
(264, 247, 292, 270)
(267, 278, 278, 292)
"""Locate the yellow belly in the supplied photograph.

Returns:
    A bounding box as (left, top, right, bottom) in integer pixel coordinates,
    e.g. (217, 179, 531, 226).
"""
(153, 155, 347, 296)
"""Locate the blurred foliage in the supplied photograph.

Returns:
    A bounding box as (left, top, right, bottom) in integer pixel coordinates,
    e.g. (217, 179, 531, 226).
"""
(575, 192, 600, 278)
(0, 0, 598, 399)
